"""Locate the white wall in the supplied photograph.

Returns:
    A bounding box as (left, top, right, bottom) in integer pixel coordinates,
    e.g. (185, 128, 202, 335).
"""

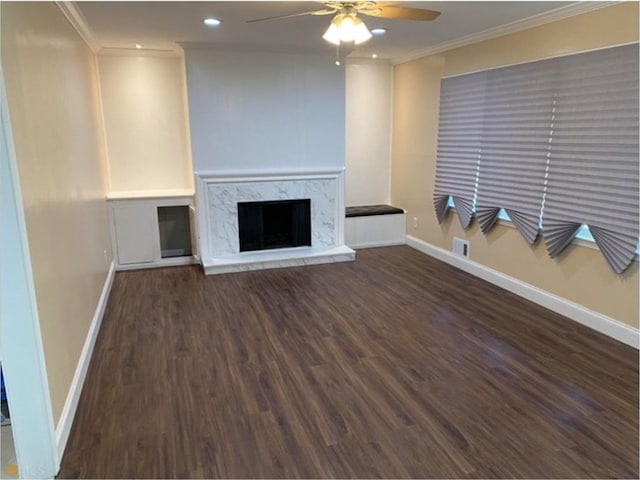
(1, 67, 58, 478)
(184, 49, 345, 172)
(345, 60, 393, 206)
(97, 54, 193, 193)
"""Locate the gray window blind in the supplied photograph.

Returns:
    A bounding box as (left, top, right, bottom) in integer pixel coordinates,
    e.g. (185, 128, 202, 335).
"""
(475, 60, 557, 244)
(433, 71, 486, 228)
(542, 44, 639, 273)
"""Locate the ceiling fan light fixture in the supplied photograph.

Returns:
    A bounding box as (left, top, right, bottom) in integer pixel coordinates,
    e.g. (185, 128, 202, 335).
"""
(339, 14, 357, 42)
(322, 12, 372, 46)
(352, 18, 372, 44)
(322, 16, 341, 45)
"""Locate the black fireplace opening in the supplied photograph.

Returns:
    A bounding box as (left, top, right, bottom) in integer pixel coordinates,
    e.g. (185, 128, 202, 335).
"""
(238, 199, 311, 252)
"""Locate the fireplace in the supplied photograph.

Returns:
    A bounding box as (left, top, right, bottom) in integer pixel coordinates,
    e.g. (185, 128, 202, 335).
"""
(194, 169, 354, 274)
(238, 199, 311, 252)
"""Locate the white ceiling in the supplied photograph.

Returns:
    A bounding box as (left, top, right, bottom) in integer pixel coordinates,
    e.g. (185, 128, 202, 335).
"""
(77, 1, 584, 60)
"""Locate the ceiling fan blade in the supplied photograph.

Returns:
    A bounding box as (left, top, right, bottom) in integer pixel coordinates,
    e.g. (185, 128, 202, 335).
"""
(311, 9, 339, 16)
(362, 6, 441, 21)
(247, 9, 335, 24)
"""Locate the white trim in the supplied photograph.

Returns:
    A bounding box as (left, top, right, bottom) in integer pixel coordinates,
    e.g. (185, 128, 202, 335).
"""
(349, 239, 406, 249)
(441, 40, 639, 79)
(55, 261, 116, 462)
(195, 173, 210, 263)
(106, 189, 194, 200)
(0, 64, 59, 478)
(116, 256, 198, 271)
(393, 1, 618, 65)
(179, 54, 196, 193)
(387, 65, 394, 205)
(335, 169, 346, 249)
(346, 57, 392, 66)
(406, 235, 639, 349)
(55, 1, 101, 54)
(93, 56, 113, 193)
(195, 167, 345, 180)
(97, 47, 182, 58)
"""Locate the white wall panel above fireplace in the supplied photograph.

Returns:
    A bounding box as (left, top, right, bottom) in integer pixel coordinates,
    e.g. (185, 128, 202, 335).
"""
(184, 49, 345, 172)
(185, 46, 349, 274)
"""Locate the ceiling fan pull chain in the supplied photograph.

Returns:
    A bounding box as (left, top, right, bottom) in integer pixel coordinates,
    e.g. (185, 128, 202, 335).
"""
(335, 43, 341, 66)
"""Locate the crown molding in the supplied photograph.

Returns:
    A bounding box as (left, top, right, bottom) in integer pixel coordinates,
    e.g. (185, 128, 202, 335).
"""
(345, 57, 392, 66)
(56, 1, 101, 54)
(98, 47, 182, 58)
(393, 1, 619, 65)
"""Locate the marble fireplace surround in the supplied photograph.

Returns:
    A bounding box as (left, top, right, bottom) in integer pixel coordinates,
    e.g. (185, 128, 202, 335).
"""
(195, 168, 355, 275)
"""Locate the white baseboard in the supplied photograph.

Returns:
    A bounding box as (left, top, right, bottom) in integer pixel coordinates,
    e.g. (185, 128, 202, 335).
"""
(116, 255, 197, 271)
(350, 239, 407, 249)
(55, 261, 116, 463)
(406, 235, 639, 349)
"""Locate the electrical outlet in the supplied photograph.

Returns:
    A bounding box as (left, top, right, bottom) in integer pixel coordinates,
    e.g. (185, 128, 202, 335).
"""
(412, 216, 418, 228)
(103, 249, 109, 266)
(452, 237, 469, 258)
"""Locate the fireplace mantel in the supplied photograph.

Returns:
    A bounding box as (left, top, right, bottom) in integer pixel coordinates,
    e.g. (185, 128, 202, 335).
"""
(194, 168, 355, 275)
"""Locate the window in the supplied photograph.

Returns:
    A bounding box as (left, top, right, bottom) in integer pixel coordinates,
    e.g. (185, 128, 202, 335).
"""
(540, 44, 639, 273)
(474, 59, 557, 245)
(434, 43, 639, 273)
(433, 71, 486, 229)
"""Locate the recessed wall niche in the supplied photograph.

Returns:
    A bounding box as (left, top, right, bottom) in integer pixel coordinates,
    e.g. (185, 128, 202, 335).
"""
(157, 206, 193, 258)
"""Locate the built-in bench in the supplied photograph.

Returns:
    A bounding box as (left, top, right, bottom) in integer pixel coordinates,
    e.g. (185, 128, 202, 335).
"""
(346, 205, 405, 218)
(345, 204, 406, 249)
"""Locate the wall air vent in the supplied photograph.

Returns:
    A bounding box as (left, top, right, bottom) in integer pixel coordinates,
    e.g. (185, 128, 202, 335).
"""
(452, 237, 469, 258)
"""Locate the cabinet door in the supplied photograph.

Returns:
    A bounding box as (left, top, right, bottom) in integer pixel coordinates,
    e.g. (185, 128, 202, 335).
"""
(112, 203, 157, 265)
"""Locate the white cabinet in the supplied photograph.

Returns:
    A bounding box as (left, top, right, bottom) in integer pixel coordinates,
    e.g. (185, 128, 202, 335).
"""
(107, 191, 197, 270)
(112, 203, 157, 265)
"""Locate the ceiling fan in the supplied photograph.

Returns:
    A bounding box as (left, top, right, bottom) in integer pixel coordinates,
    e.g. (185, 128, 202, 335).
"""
(247, 2, 441, 46)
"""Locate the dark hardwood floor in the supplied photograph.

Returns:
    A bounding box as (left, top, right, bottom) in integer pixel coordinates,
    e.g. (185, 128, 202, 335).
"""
(57, 246, 639, 479)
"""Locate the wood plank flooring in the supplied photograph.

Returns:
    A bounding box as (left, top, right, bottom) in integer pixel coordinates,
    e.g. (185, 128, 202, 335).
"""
(57, 246, 639, 478)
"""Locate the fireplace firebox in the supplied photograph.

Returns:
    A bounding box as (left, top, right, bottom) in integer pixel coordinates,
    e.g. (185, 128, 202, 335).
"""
(238, 199, 311, 252)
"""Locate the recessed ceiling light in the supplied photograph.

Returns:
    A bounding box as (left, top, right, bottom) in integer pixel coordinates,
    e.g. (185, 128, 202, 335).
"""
(371, 28, 387, 36)
(203, 17, 221, 27)
(371, 54, 378, 59)
(135, 44, 143, 49)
